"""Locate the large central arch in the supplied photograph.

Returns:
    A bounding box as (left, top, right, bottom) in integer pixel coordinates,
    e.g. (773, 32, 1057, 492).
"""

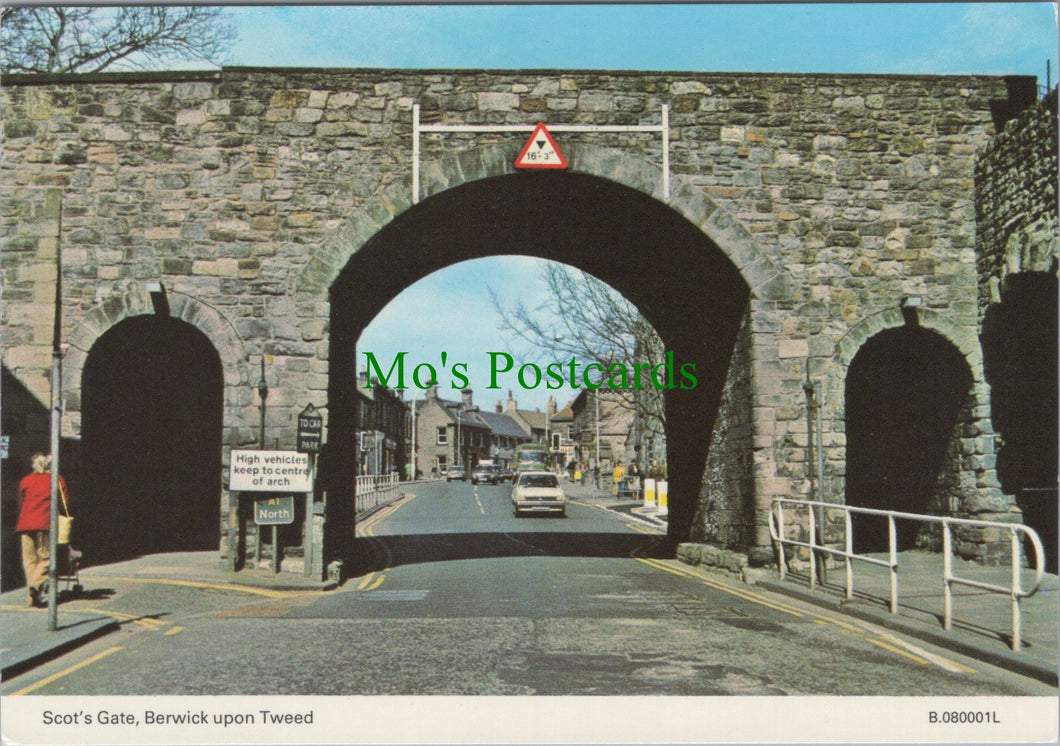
(325, 170, 752, 564)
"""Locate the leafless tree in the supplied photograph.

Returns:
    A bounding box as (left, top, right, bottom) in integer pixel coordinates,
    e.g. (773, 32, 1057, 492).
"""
(1, 6, 235, 74)
(490, 263, 666, 444)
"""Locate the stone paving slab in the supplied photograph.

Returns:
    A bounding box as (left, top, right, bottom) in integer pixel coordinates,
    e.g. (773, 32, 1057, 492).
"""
(0, 604, 118, 679)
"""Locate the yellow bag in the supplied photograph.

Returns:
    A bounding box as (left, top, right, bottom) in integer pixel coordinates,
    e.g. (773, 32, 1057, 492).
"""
(57, 481, 73, 545)
(58, 514, 74, 545)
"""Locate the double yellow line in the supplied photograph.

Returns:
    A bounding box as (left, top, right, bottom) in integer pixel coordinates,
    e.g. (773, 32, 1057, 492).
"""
(357, 494, 416, 537)
(636, 557, 977, 673)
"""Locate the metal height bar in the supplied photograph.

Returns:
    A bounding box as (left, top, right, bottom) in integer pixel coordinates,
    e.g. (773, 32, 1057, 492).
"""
(411, 105, 671, 204)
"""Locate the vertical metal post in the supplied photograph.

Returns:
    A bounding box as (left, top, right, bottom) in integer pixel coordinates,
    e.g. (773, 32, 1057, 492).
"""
(412, 104, 420, 204)
(271, 525, 279, 574)
(804, 364, 826, 583)
(813, 381, 825, 498)
(661, 104, 670, 201)
(776, 502, 787, 580)
(594, 391, 601, 490)
(808, 506, 817, 590)
(255, 357, 268, 566)
(888, 514, 898, 614)
(1010, 528, 1022, 650)
(303, 453, 315, 578)
(844, 510, 853, 600)
(47, 194, 63, 632)
(942, 520, 953, 630)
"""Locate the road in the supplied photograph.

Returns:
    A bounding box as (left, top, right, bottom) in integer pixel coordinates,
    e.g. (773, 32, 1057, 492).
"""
(2, 480, 1055, 697)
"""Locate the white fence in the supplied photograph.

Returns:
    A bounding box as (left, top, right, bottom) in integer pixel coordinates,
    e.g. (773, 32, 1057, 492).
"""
(769, 498, 1045, 651)
(355, 473, 401, 515)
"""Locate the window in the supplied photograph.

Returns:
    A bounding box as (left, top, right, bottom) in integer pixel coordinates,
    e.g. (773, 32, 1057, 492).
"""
(436, 426, 447, 445)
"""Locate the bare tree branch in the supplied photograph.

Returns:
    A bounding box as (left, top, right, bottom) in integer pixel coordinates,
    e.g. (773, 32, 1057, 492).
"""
(490, 264, 667, 440)
(2, 6, 236, 74)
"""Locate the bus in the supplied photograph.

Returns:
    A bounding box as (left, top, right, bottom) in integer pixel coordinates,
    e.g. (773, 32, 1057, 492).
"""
(514, 443, 548, 472)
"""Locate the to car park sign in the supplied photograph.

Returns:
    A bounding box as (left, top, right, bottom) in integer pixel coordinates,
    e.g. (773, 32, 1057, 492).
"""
(297, 404, 322, 453)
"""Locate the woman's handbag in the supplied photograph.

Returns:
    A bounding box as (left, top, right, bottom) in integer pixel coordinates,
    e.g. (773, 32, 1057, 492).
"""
(57, 481, 73, 545)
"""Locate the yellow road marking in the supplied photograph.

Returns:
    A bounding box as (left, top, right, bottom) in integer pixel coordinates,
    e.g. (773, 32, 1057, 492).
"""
(868, 637, 929, 665)
(11, 646, 124, 696)
(73, 607, 168, 630)
(164, 626, 184, 636)
(626, 522, 661, 535)
(365, 575, 386, 591)
(638, 558, 806, 618)
(89, 576, 288, 599)
(357, 493, 417, 537)
(355, 569, 388, 591)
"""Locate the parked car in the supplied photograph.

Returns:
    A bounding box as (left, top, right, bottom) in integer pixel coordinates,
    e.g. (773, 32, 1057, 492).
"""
(445, 465, 467, 482)
(511, 471, 566, 517)
(471, 464, 500, 485)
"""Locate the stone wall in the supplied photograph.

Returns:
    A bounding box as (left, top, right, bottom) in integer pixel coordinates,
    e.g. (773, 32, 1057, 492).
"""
(974, 86, 1058, 570)
(975, 87, 1058, 307)
(1, 68, 1024, 568)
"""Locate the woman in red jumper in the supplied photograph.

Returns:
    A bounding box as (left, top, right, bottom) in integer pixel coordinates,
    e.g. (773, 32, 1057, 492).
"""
(17, 452, 66, 607)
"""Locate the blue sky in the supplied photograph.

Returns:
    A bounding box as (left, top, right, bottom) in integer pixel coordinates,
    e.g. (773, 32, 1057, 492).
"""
(224, 3, 1058, 412)
(227, 4, 1057, 77)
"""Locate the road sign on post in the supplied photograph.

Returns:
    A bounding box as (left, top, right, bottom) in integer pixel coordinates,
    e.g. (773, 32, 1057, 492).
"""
(297, 404, 322, 454)
(255, 496, 295, 525)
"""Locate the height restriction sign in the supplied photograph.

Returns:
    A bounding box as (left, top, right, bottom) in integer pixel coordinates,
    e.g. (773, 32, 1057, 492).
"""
(514, 123, 568, 169)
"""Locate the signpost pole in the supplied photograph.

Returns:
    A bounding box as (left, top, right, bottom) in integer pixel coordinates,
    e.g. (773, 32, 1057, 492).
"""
(304, 453, 315, 578)
(271, 525, 279, 574)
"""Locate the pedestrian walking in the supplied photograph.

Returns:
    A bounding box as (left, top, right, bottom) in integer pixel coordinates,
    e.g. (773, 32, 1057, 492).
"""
(611, 461, 625, 497)
(17, 452, 68, 608)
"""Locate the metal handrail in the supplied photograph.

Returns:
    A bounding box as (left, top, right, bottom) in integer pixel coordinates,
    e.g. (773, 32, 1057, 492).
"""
(355, 473, 401, 514)
(769, 498, 1045, 651)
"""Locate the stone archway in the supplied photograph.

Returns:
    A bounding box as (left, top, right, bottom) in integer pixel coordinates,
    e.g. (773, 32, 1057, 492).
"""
(64, 286, 249, 562)
(298, 145, 799, 570)
(826, 308, 1005, 550)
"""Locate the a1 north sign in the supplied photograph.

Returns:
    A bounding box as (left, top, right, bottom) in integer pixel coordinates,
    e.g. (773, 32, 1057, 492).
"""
(255, 496, 295, 525)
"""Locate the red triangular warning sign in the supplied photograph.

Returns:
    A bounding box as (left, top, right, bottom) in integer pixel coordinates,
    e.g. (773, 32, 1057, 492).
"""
(515, 123, 568, 169)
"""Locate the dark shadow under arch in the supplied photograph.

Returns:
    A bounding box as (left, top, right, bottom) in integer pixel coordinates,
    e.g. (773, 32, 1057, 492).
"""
(81, 315, 224, 564)
(845, 325, 974, 553)
(326, 171, 751, 569)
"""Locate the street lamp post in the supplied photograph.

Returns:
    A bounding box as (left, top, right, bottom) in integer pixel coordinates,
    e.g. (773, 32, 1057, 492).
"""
(409, 393, 418, 481)
(257, 357, 269, 450)
(256, 357, 269, 565)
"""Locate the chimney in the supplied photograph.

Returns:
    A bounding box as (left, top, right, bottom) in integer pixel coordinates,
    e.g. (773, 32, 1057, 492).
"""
(461, 388, 473, 408)
(506, 390, 517, 413)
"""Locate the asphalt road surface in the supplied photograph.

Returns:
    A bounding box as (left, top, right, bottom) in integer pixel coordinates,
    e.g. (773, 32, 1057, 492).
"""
(3, 480, 1055, 697)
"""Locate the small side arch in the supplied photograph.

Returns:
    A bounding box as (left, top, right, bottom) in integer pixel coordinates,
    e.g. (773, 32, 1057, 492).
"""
(64, 285, 249, 415)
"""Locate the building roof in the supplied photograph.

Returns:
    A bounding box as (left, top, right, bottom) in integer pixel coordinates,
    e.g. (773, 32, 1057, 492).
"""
(517, 409, 548, 431)
(476, 410, 532, 440)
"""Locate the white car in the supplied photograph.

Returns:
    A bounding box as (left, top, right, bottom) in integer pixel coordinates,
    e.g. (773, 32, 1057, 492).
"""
(511, 471, 566, 517)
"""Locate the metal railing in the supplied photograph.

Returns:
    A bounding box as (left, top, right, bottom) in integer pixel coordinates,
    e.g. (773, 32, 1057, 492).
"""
(769, 498, 1045, 651)
(355, 473, 401, 515)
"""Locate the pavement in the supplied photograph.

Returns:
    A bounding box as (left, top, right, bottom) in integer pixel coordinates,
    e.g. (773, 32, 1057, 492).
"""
(3, 484, 1056, 688)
